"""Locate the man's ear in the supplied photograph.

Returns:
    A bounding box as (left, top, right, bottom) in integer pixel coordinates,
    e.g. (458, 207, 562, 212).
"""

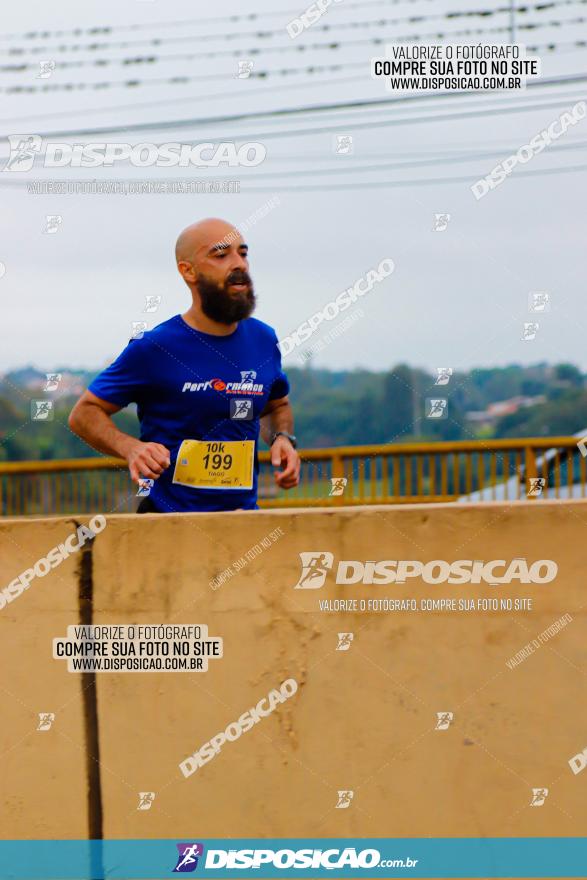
(177, 260, 197, 284)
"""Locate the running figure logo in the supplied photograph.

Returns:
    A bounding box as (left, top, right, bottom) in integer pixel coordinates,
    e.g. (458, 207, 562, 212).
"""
(434, 367, 452, 386)
(329, 477, 347, 496)
(44, 373, 62, 391)
(528, 291, 550, 312)
(4, 135, 42, 172)
(527, 477, 546, 497)
(173, 843, 204, 873)
(37, 713, 55, 731)
(137, 792, 155, 811)
(230, 399, 253, 420)
(31, 400, 54, 421)
(37, 61, 56, 79)
(43, 215, 62, 234)
(237, 60, 254, 79)
(294, 552, 334, 589)
(432, 213, 451, 231)
(334, 135, 353, 155)
(144, 295, 161, 313)
(426, 398, 447, 419)
(530, 788, 549, 806)
(335, 790, 354, 809)
(522, 322, 539, 341)
(435, 712, 454, 731)
(336, 633, 354, 651)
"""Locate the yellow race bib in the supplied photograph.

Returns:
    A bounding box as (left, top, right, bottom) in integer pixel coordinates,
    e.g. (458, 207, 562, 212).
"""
(172, 439, 255, 490)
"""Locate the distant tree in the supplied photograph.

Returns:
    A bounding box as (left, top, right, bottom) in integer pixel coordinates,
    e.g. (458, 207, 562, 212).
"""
(521, 378, 546, 396)
(382, 364, 415, 441)
(553, 363, 584, 387)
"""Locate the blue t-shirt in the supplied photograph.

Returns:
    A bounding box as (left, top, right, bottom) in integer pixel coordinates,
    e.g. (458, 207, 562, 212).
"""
(89, 314, 290, 512)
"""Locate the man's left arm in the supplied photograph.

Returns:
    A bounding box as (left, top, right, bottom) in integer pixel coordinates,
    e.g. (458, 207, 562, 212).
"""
(259, 396, 300, 489)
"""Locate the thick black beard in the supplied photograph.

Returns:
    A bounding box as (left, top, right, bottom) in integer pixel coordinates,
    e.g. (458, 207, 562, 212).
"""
(196, 272, 256, 324)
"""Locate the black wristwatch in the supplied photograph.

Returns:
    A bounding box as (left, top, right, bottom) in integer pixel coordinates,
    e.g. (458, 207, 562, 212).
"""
(270, 431, 298, 449)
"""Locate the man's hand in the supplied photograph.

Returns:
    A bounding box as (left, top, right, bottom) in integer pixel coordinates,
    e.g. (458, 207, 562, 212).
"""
(270, 436, 300, 489)
(124, 439, 171, 483)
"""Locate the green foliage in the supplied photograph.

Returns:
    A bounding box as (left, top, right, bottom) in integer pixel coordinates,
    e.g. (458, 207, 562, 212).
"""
(0, 362, 585, 460)
(494, 389, 587, 438)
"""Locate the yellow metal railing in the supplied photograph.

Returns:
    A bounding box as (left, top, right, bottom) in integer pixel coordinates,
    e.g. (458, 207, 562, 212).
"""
(0, 437, 584, 516)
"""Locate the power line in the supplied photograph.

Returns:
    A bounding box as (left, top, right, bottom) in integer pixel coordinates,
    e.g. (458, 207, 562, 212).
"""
(3, 73, 582, 139)
(180, 138, 587, 179)
(3, 0, 584, 56)
(1, 91, 584, 175)
(7, 41, 583, 97)
(0, 0, 437, 42)
(0, 35, 429, 71)
(0, 159, 584, 190)
(0, 16, 462, 55)
(238, 136, 587, 158)
(2, 44, 583, 106)
(219, 92, 587, 143)
(0, 61, 365, 95)
(0, 31, 582, 117)
(239, 161, 587, 189)
(166, 87, 587, 149)
(1, 18, 584, 78)
(1, 66, 582, 129)
(0, 72, 373, 120)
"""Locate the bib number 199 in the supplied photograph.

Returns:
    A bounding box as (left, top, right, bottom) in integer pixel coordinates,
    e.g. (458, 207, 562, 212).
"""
(203, 451, 233, 470)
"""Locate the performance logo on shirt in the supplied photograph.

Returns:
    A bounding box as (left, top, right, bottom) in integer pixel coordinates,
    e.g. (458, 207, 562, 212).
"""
(181, 372, 264, 395)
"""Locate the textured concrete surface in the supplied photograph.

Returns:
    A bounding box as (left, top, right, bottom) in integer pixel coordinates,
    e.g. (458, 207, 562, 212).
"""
(0, 516, 89, 839)
(0, 501, 584, 880)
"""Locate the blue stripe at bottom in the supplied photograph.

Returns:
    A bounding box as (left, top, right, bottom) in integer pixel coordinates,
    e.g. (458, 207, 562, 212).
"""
(0, 838, 583, 879)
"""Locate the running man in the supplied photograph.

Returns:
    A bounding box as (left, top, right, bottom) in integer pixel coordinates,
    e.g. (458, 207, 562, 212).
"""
(68, 218, 300, 512)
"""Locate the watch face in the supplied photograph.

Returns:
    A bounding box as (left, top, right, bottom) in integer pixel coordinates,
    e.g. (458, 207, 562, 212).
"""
(275, 432, 296, 447)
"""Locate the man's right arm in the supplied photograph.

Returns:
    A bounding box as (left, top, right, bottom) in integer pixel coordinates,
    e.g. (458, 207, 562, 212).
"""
(68, 390, 170, 483)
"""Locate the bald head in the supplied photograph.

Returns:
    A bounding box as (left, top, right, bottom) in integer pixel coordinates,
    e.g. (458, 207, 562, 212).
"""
(174, 217, 254, 324)
(175, 217, 243, 266)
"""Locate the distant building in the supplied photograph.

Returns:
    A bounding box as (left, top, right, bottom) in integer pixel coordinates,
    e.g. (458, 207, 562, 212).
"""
(466, 395, 546, 429)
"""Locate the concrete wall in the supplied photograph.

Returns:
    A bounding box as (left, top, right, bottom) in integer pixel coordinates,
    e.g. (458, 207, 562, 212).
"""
(1, 501, 585, 869)
(0, 517, 89, 839)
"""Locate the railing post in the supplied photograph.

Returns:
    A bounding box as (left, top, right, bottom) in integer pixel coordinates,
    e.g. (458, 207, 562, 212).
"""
(524, 445, 538, 500)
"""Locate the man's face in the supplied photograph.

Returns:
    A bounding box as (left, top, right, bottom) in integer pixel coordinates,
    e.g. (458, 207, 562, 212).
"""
(191, 231, 255, 324)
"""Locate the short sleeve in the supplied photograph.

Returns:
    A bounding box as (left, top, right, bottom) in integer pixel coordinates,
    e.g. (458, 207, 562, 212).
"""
(268, 332, 290, 401)
(88, 337, 148, 407)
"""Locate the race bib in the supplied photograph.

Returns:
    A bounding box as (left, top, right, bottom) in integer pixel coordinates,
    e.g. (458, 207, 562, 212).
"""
(172, 440, 255, 490)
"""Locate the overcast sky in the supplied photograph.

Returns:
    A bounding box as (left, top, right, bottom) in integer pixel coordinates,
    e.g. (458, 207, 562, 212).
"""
(0, 0, 585, 375)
